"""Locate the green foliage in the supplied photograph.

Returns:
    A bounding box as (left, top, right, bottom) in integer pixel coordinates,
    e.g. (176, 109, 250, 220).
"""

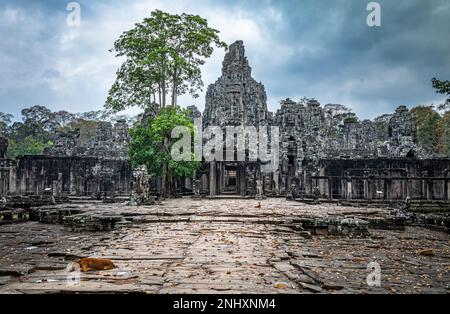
(410, 106, 442, 153)
(106, 10, 227, 111)
(343, 115, 358, 124)
(373, 114, 392, 141)
(437, 111, 450, 156)
(0, 113, 13, 135)
(432, 77, 450, 95)
(3, 106, 57, 158)
(1, 106, 135, 159)
(129, 106, 200, 182)
(431, 77, 450, 111)
(6, 137, 53, 159)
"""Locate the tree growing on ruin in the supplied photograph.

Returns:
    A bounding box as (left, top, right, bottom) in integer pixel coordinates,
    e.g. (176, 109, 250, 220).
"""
(128, 106, 200, 197)
(105, 10, 227, 111)
(105, 10, 226, 197)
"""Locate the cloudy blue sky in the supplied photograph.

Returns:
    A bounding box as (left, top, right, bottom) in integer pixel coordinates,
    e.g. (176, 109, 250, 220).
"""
(0, 0, 449, 120)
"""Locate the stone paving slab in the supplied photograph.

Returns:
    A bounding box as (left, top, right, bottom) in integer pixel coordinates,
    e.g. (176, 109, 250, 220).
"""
(0, 198, 448, 294)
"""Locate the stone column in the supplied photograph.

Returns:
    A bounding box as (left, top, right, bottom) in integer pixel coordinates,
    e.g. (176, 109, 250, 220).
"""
(346, 180, 352, 200)
(9, 164, 16, 194)
(405, 179, 410, 198)
(239, 165, 246, 196)
(444, 178, 449, 200)
(421, 171, 428, 200)
(53, 173, 63, 197)
(384, 179, 391, 201)
(69, 165, 76, 196)
(427, 179, 433, 201)
(368, 180, 374, 201)
(218, 162, 223, 195)
(363, 179, 368, 200)
(209, 161, 216, 196)
(341, 177, 346, 200)
(328, 178, 333, 200)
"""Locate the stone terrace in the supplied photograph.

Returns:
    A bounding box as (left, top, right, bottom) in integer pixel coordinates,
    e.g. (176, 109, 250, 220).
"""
(0, 199, 449, 294)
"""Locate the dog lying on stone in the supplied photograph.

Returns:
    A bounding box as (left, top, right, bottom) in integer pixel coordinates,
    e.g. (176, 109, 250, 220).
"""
(78, 258, 116, 272)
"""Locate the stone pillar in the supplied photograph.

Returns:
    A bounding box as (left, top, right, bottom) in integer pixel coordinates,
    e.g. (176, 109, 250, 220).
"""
(368, 180, 374, 201)
(444, 178, 449, 200)
(9, 164, 16, 194)
(201, 173, 208, 194)
(20, 168, 27, 194)
(346, 180, 352, 200)
(363, 179, 369, 200)
(304, 172, 311, 196)
(384, 179, 392, 201)
(328, 178, 332, 200)
(218, 162, 223, 195)
(209, 161, 216, 196)
(239, 165, 246, 196)
(341, 177, 346, 200)
(69, 165, 76, 196)
(53, 173, 63, 197)
(421, 171, 428, 200)
(110, 180, 116, 201)
(427, 180, 433, 201)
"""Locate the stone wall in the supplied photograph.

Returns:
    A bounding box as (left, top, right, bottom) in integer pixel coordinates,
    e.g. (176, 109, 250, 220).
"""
(0, 156, 131, 197)
(0, 120, 132, 198)
(44, 120, 129, 160)
(312, 158, 450, 201)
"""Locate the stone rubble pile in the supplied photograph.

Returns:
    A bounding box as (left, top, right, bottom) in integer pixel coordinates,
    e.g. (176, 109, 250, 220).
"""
(283, 216, 370, 237)
(63, 212, 124, 232)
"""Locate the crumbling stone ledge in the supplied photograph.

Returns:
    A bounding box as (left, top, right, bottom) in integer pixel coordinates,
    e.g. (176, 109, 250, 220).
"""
(63, 213, 124, 232)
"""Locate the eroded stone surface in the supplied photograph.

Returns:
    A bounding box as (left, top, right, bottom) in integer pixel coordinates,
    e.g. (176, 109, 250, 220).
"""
(0, 199, 448, 294)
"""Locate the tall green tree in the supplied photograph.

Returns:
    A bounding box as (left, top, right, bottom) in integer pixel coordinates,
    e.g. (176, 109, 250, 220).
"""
(106, 10, 227, 111)
(410, 106, 442, 153)
(128, 106, 200, 197)
(106, 10, 226, 197)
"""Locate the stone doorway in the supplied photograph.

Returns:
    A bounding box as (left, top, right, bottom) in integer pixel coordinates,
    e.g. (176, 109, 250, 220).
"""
(223, 164, 238, 193)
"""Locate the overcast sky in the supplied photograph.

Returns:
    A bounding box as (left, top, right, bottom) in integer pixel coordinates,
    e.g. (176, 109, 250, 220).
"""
(0, 0, 449, 120)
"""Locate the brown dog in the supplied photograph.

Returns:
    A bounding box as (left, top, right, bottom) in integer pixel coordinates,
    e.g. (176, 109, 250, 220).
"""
(78, 258, 116, 272)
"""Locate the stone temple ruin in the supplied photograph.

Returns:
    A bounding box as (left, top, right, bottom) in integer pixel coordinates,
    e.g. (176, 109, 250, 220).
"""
(0, 40, 449, 205)
(198, 41, 450, 203)
(0, 120, 131, 202)
(0, 40, 449, 295)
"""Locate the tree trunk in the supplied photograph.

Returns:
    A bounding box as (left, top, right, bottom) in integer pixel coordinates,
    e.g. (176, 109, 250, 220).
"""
(161, 161, 168, 198)
(158, 83, 162, 107)
(162, 84, 166, 107)
(161, 135, 170, 198)
(161, 60, 166, 107)
(171, 68, 178, 107)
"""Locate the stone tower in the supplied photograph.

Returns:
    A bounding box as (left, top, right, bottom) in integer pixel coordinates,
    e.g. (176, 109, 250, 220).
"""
(203, 40, 268, 128)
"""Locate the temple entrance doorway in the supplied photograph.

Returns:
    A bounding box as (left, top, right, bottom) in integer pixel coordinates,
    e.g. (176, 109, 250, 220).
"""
(223, 164, 238, 194)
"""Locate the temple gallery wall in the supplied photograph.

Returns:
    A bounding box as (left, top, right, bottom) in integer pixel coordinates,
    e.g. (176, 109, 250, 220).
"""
(0, 41, 449, 202)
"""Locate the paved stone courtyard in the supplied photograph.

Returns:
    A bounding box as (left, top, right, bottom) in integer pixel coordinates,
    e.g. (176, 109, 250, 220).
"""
(0, 198, 449, 294)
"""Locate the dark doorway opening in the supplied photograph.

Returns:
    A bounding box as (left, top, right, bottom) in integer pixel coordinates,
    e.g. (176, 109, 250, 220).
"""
(224, 164, 238, 193)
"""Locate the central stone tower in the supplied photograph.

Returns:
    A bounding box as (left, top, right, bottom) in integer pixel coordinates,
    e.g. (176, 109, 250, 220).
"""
(203, 40, 269, 128)
(202, 41, 272, 197)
